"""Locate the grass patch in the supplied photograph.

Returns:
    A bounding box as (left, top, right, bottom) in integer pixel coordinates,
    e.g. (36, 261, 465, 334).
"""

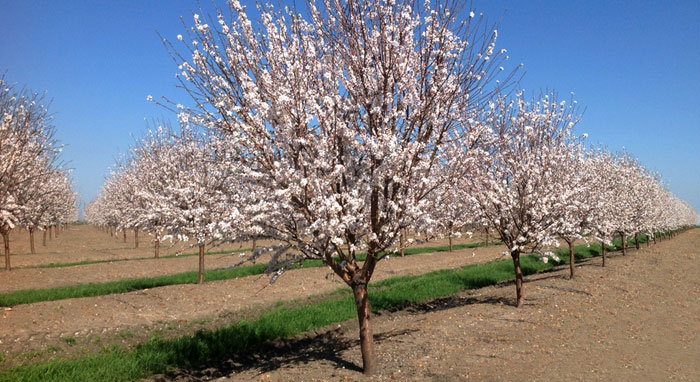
(2, 241, 606, 382)
(45, 346, 61, 354)
(0, 264, 268, 307)
(0, 242, 500, 307)
(115, 331, 135, 339)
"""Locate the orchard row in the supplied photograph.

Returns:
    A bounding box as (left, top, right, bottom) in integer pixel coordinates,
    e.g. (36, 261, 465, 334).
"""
(12, 0, 699, 375)
(0, 76, 78, 270)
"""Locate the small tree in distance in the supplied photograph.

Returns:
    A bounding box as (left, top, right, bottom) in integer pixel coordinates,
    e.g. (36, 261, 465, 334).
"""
(18, 170, 76, 254)
(548, 133, 591, 279)
(136, 124, 237, 283)
(469, 93, 581, 307)
(586, 148, 619, 267)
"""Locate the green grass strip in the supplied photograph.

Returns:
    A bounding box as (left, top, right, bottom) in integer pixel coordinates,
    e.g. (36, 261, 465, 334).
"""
(0, 265, 269, 307)
(1, 240, 616, 382)
(0, 242, 499, 307)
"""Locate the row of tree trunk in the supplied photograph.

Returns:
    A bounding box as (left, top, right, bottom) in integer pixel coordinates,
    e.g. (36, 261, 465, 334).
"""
(509, 227, 692, 310)
(576, 230, 680, 277)
(395, 226, 493, 258)
(2, 224, 66, 270)
(98, 226, 265, 286)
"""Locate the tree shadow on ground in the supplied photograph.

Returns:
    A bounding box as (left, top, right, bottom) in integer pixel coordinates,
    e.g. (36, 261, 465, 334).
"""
(147, 328, 416, 382)
(392, 294, 513, 315)
(538, 284, 592, 296)
(384, 271, 575, 313)
(147, 293, 522, 381)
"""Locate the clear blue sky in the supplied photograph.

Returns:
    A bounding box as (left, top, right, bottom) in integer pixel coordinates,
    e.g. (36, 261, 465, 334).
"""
(1, 0, 699, 216)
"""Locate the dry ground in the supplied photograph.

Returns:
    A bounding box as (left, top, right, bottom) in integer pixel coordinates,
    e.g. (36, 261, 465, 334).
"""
(1, 225, 493, 292)
(148, 229, 700, 382)
(4, 225, 697, 382)
(0, 225, 506, 363)
(3, 225, 274, 269)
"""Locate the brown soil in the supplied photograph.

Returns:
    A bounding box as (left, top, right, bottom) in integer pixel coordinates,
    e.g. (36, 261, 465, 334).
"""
(146, 229, 700, 382)
(1, 225, 494, 292)
(2, 225, 275, 269)
(5, 224, 693, 382)
(0, 226, 506, 365)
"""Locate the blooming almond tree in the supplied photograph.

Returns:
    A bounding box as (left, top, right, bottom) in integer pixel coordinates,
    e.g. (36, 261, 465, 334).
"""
(422, 135, 489, 251)
(162, 0, 514, 373)
(0, 76, 61, 270)
(625, 164, 660, 249)
(99, 169, 133, 244)
(125, 126, 176, 258)
(586, 149, 620, 266)
(17, 169, 76, 253)
(612, 153, 645, 255)
(92, 124, 236, 280)
(427, 181, 472, 252)
(468, 93, 581, 307)
(136, 124, 236, 283)
(547, 133, 591, 279)
(106, 158, 141, 247)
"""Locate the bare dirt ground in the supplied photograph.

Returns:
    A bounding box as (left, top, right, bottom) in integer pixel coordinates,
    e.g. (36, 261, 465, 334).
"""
(5, 224, 693, 382)
(145, 229, 700, 382)
(3, 225, 271, 269)
(1, 225, 493, 292)
(0, 229, 506, 364)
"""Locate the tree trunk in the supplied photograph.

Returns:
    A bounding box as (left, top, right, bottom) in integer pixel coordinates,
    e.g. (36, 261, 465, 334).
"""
(49, 226, 53, 240)
(653, 233, 657, 244)
(251, 238, 256, 252)
(511, 250, 524, 307)
(29, 227, 35, 254)
(448, 234, 453, 252)
(485, 227, 489, 245)
(399, 229, 405, 257)
(601, 240, 606, 267)
(568, 239, 575, 279)
(621, 233, 627, 256)
(3, 231, 10, 271)
(197, 244, 205, 284)
(134, 229, 139, 248)
(646, 234, 650, 247)
(154, 238, 160, 259)
(634, 234, 640, 250)
(352, 283, 377, 375)
(109, 226, 113, 237)
(54, 225, 59, 238)
(123, 230, 127, 243)
(43, 228, 47, 246)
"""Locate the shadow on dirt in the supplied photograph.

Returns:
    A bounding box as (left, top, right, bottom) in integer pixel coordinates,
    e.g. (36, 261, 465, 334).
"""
(146, 328, 416, 381)
(397, 294, 513, 315)
(147, 291, 520, 381)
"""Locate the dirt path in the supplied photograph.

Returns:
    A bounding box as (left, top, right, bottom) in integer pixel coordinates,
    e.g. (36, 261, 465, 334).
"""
(2, 225, 269, 269)
(150, 229, 700, 382)
(0, 243, 506, 361)
(1, 226, 492, 292)
(1, 254, 251, 293)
